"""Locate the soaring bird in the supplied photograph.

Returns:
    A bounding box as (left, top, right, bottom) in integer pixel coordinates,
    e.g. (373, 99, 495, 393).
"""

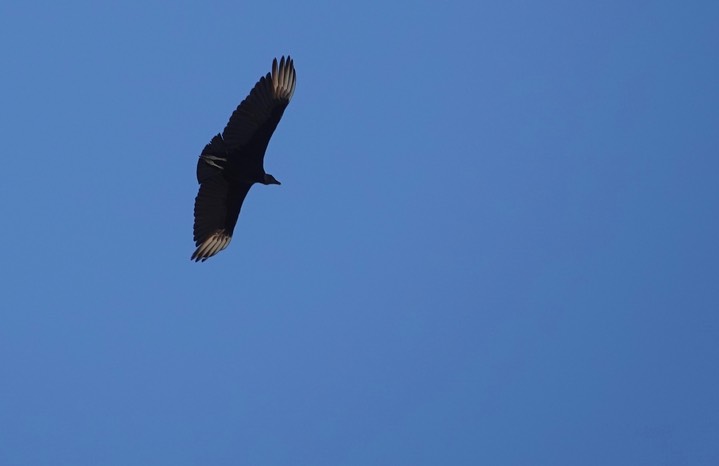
(191, 56, 296, 262)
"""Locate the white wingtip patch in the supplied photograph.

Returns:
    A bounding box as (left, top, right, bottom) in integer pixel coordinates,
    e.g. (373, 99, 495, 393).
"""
(191, 232, 232, 262)
(271, 55, 296, 101)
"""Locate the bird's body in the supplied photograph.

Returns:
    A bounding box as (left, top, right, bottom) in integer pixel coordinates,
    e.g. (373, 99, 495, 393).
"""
(191, 56, 296, 262)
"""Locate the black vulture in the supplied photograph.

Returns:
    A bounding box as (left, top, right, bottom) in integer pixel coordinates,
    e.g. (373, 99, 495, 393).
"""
(191, 56, 297, 262)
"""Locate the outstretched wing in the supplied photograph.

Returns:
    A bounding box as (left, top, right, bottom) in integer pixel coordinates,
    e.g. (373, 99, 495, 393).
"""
(191, 175, 252, 262)
(221, 56, 297, 163)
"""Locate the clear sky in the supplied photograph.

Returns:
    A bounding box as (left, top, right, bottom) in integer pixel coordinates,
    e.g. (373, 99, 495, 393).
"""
(1, 1, 718, 464)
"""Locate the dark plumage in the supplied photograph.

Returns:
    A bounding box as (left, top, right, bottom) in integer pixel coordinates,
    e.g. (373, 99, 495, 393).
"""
(191, 56, 296, 262)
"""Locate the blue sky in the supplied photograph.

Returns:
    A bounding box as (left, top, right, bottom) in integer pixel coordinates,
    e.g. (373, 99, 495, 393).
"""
(1, 0, 718, 464)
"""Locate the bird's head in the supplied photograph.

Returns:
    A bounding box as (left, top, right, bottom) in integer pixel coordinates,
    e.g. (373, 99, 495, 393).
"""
(263, 174, 281, 185)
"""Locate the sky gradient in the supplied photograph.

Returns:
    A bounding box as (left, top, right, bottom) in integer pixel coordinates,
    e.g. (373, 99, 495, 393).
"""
(1, 1, 718, 464)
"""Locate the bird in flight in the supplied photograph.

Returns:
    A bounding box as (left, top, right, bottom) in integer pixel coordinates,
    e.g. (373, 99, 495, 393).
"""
(191, 56, 296, 262)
